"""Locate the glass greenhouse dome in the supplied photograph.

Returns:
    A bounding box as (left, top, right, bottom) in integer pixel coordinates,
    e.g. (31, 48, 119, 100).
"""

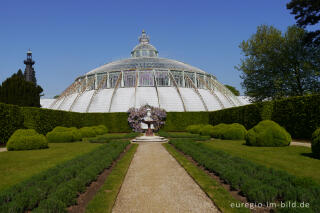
(41, 30, 248, 112)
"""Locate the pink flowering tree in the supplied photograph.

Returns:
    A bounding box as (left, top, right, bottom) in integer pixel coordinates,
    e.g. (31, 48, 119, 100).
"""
(127, 105, 166, 132)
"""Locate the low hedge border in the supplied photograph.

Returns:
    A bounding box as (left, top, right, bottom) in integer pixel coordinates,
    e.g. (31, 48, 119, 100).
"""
(170, 138, 320, 212)
(0, 140, 130, 212)
(1, 94, 319, 144)
(85, 132, 140, 143)
(86, 144, 138, 213)
(163, 143, 249, 213)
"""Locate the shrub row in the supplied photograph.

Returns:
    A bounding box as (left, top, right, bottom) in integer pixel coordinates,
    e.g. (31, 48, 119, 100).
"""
(1, 94, 318, 143)
(0, 140, 129, 212)
(186, 123, 247, 140)
(209, 94, 320, 139)
(0, 102, 131, 144)
(6, 129, 48, 151)
(158, 131, 210, 141)
(170, 139, 320, 212)
(86, 132, 140, 143)
(246, 120, 291, 147)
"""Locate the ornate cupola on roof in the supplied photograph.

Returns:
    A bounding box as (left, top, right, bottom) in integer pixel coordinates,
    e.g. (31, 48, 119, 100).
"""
(131, 30, 158, 58)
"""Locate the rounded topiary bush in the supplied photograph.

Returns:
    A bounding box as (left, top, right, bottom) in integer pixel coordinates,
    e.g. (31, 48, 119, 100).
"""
(311, 128, 320, 158)
(46, 126, 82, 143)
(186, 124, 204, 134)
(92, 125, 108, 135)
(211, 123, 228, 139)
(246, 120, 291, 147)
(223, 123, 247, 140)
(79, 127, 97, 138)
(6, 129, 48, 151)
(199, 125, 214, 136)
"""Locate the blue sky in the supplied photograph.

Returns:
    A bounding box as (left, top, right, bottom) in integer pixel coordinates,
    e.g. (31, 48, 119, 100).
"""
(0, 0, 298, 97)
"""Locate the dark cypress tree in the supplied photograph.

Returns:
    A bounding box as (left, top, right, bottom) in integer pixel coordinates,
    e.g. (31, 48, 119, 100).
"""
(0, 69, 43, 107)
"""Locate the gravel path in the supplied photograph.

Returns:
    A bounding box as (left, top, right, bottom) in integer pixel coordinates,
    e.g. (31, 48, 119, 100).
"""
(0, 148, 7, 152)
(291, 141, 311, 148)
(112, 142, 219, 213)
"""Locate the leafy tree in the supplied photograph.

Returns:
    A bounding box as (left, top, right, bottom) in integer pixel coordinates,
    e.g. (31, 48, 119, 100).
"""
(287, 0, 320, 44)
(53, 95, 60, 99)
(236, 25, 320, 102)
(0, 69, 43, 107)
(224, 84, 240, 96)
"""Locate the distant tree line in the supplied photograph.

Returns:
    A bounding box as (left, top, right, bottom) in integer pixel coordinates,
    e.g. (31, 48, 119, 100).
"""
(237, 1, 320, 102)
(0, 70, 43, 107)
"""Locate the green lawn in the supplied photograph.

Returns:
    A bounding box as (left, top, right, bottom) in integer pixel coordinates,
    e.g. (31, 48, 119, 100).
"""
(202, 139, 320, 183)
(0, 142, 101, 191)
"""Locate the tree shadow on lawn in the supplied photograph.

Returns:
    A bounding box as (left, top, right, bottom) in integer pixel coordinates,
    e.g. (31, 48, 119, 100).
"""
(301, 152, 320, 160)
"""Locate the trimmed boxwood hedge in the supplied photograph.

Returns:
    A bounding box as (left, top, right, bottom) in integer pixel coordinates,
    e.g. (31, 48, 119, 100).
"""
(0, 94, 318, 144)
(209, 94, 320, 139)
(46, 127, 82, 143)
(6, 129, 48, 151)
(0, 104, 131, 144)
(246, 120, 291, 147)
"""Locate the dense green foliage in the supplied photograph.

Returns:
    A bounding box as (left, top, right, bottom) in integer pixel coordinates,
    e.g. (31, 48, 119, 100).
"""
(199, 124, 215, 136)
(0, 103, 24, 144)
(79, 127, 97, 138)
(185, 123, 247, 140)
(86, 132, 140, 143)
(163, 112, 209, 132)
(0, 70, 43, 107)
(92, 125, 108, 135)
(0, 140, 129, 212)
(86, 144, 138, 213)
(287, 0, 320, 44)
(6, 129, 48, 151)
(246, 120, 291, 147)
(46, 127, 82, 143)
(158, 131, 210, 141)
(0, 103, 131, 144)
(170, 139, 320, 212)
(311, 128, 320, 158)
(185, 124, 204, 134)
(224, 84, 240, 96)
(0, 94, 318, 144)
(209, 94, 320, 139)
(237, 25, 320, 101)
(212, 123, 247, 140)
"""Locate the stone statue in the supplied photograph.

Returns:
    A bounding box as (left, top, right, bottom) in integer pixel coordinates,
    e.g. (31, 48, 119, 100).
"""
(141, 108, 155, 136)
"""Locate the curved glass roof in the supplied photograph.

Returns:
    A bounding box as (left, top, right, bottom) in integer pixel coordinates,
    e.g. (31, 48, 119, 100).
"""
(86, 30, 207, 76)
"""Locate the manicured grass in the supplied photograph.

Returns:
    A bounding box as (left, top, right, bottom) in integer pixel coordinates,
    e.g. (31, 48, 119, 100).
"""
(86, 144, 138, 213)
(202, 139, 320, 184)
(0, 142, 101, 191)
(163, 143, 249, 213)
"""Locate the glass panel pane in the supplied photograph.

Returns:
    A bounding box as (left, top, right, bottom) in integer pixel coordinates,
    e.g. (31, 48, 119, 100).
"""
(109, 72, 120, 88)
(139, 71, 154, 86)
(124, 71, 136, 87)
(171, 71, 183, 87)
(155, 71, 169, 86)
